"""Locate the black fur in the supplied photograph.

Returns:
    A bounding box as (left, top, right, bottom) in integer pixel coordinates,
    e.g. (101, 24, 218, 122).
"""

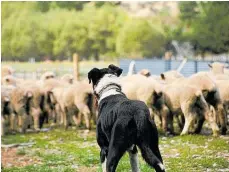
(88, 65, 165, 172)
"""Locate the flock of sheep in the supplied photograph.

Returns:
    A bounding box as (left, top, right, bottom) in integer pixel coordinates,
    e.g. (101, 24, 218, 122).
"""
(1, 62, 229, 137)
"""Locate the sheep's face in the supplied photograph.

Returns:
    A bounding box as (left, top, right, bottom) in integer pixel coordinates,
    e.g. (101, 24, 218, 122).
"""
(88, 64, 122, 89)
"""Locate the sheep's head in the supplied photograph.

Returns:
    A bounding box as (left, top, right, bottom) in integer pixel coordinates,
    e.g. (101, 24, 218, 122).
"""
(208, 62, 229, 74)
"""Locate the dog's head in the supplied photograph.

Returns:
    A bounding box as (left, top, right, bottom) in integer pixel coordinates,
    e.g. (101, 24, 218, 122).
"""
(88, 64, 123, 88)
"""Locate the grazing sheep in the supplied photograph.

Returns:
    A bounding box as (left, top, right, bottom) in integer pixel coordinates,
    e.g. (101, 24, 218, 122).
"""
(160, 70, 184, 84)
(138, 69, 151, 77)
(1, 66, 14, 77)
(39, 78, 70, 126)
(163, 84, 219, 136)
(208, 62, 228, 75)
(61, 74, 74, 84)
(2, 75, 18, 86)
(18, 82, 45, 131)
(120, 74, 172, 134)
(1, 85, 15, 135)
(50, 80, 94, 130)
(224, 68, 229, 75)
(10, 86, 33, 133)
(40, 71, 56, 81)
(172, 72, 227, 135)
(215, 80, 229, 124)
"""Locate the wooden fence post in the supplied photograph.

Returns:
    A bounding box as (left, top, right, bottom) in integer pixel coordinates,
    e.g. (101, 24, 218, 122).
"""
(73, 53, 79, 81)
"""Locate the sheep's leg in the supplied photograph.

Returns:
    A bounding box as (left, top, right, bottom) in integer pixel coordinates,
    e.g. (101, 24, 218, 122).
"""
(216, 104, 227, 135)
(1, 116, 6, 136)
(31, 109, 40, 131)
(181, 114, 195, 135)
(18, 115, 28, 133)
(175, 114, 184, 132)
(161, 106, 168, 132)
(168, 111, 174, 134)
(10, 113, 17, 132)
(194, 115, 205, 134)
(73, 112, 82, 126)
(82, 106, 91, 130)
(63, 107, 69, 130)
(205, 106, 220, 136)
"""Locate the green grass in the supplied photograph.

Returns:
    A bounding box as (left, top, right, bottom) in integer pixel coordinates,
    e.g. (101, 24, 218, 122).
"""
(1, 61, 118, 78)
(2, 128, 229, 172)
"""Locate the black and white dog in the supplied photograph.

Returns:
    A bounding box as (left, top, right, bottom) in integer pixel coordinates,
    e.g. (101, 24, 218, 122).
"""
(88, 65, 165, 172)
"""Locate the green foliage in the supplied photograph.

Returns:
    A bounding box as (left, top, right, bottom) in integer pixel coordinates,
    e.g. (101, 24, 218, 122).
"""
(117, 18, 166, 58)
(178, 2, 229, 54)
(2, 2, 229, 61)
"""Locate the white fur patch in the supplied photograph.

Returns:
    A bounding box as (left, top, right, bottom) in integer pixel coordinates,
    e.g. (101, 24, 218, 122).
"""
(94, 74, 122, 103)
(102, 157, 107, 172)
(158, 163, 165, 170)
(129, 151, 140, 172)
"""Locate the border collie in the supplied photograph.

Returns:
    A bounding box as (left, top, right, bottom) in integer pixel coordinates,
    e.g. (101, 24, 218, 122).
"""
(88, 64, 165, 172)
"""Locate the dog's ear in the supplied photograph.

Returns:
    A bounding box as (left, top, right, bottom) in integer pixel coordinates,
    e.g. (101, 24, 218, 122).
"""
(108, 64, 123, 77)
(88, 68, 101, 84)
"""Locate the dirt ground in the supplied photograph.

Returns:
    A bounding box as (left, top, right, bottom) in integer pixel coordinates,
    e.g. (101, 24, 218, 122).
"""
(1, 147, 42, 168)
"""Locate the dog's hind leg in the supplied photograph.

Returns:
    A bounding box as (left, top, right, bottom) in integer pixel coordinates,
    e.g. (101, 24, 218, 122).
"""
(106, 121, 131, 172)
(97, 122, 109, 172)
(128, 145, 140, 172)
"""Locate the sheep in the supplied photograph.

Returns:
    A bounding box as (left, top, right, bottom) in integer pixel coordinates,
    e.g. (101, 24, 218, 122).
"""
(40, 71, 56, 81)
(224, 68, 229, 75)
(2, 75, 17, 86)
(138, 69, 151, 77)
(18, 81, 45, 131)
(9, 86, 33, 133)
(61, 74, 74, 84)
(50, 80, 94, 130)
(160, 70, 184, 84)
(163, 84, 219, 136)
(1, 66, 14, 77)
(39, 78, 70, 126)
(120, 74, 173, 134)
(1, 85, 15, 135)
(214, 80, 229, 125)
(172, 72, 227, 135)
(208, 62, 228, 75)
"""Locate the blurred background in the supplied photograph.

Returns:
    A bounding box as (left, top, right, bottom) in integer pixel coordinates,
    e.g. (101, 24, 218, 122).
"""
(1, 1, 229, 77)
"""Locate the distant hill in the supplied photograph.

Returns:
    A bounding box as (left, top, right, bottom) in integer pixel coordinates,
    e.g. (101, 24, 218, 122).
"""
(120, 2, 179, 18)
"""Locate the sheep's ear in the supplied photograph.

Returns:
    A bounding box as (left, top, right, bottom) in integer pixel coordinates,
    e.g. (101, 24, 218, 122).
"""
(161, 73, 165, 80)
(108, 64, 123, 77)
(88, 68, 101, 84)
(208, 64, 212, 68)
(25, 91, 33, 98)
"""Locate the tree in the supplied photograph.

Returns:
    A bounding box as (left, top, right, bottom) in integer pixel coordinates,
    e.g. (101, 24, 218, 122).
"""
(178, 2, 229, 54)
(116, 19, 166, 58)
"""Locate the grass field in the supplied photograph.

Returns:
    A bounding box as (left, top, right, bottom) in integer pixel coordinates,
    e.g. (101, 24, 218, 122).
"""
(2, 128, 229, 172)
(1, 61, 117, 78)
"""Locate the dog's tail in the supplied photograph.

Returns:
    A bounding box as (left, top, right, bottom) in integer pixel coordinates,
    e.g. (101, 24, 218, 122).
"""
(136, 115, 165, 172)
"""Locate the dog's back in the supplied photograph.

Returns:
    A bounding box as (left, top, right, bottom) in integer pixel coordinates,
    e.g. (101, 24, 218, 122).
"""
(98, 94, 164, 172)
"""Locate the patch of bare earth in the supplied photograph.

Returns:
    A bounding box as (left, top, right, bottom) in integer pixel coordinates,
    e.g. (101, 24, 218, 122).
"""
(1, 148, 42, 168)
(77, 166, 97, 172)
